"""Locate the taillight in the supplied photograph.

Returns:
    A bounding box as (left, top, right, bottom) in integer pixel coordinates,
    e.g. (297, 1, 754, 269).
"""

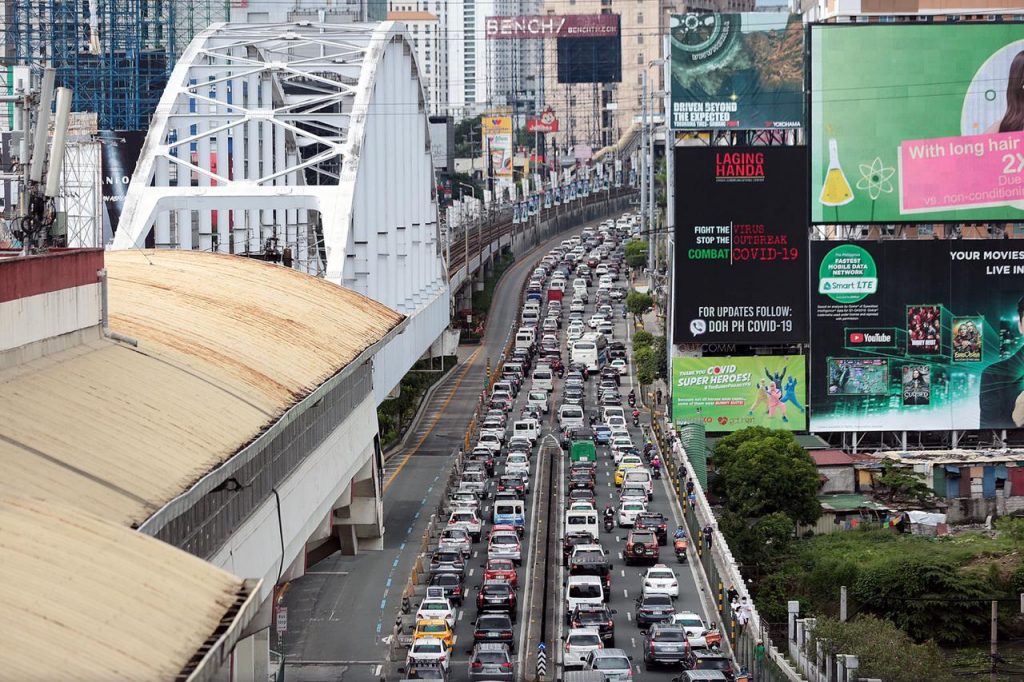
(471, 661, 483, 670)
(650, 641, 657, 654)
(500, 662, 513, 671)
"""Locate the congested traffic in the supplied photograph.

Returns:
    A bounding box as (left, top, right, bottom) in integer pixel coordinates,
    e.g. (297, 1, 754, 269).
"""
(401, 214, 735, 682)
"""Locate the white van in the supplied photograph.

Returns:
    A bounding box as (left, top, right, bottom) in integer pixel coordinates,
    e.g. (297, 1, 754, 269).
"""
(623, 469, 654, 500)
(515, 328, 536, 350)
(531, 366, 554, 392)
(493, 498, 526, 532)
(566, 576, 605, 616)
(512, 418, 541, 444)
(601, 406, 625, 423)
(564, 508, 600, 539)
(559, 404, 585, 431)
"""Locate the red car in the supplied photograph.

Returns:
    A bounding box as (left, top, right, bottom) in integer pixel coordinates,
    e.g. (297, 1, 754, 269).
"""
(483, 558, 519, 587)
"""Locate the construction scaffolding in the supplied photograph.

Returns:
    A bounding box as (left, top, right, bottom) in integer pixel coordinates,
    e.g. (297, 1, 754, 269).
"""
(8, 0, 229, 130)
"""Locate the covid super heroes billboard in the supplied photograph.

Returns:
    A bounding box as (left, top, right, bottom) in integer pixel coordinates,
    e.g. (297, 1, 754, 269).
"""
(811, 240, 1024, 431)
(673, 146, 808, 345)
(673, 356, 808, 432)
(811, 24, 1024, 223)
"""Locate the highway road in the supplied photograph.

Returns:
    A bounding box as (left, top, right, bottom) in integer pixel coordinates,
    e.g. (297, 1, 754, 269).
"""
(277, 219, 605, 681)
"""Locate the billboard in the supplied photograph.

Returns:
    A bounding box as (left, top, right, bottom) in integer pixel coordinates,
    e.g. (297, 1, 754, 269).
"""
(672, 356, 808, 432)
(673, 147, 808, 344)
(811, 24, 1024, 223)
(527, 108, 559, 132)
(486, 14, 619, 39)
(481, 115, 513, 177)
(557, 18, 621, 84)
(99, 130, 147, 243)
(811, 240, 1024, 431)
(669, 13, 803, 130)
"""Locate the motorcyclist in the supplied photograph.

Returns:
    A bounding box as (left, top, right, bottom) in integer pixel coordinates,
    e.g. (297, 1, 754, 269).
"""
(650, 454, 661, 470)
(604, 505, 615, 521)
(674, 526, 687, 540)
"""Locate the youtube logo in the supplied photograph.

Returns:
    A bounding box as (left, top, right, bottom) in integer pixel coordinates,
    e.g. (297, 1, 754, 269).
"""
(847, 328, 895, 346)
(849, 332, 865, 344)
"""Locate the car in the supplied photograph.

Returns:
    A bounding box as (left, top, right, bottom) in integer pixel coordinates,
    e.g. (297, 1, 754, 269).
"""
(428, 572, 465, 606)
(488, 530, 522, 563)
(483, 558, 518, 587)
(489, 392, 513, 412)
(566, 575, 605, 617)
(467, 642, 514, 681)
(642, 623, 689, 668)
(614, 460, 643, 486)
(564, 627, 603, 670)
(568, 488, 597, 506)
(642, 564, 680, 598)
(438, 527, 472, 557)
(617, 501, 647, 528)
(480, 419, 506, 441)
(568, 545, 613, 595)
(413, 618, 455, 650)
(562, 530, 598, 566)
(527, 390, 549, 414)
(458, 472, 488, 500)
(634, 592, 675, 629)
(622, 469, 654, 500)
(593, 424, 612, 445)
(476, 580, 517, 617)
(477, 432, 503, 454)
(407, 636, 451, 671)
(635, 512, 669, 545)
(570, 603, 616, 646)
(448, 509, 482, 542)
(429, 550, 466, 577)
(684, 652, 736, 681)
(569, 470, 596, 491)
(673, 611, 709, 638)
(504, 453, 530, 478)
(450, 490, 482, 512)
(473, 613, 515, 651)
(496, 474, 527, 498)
(416, 594, 456, 628)
(588, 314, 607, 330)
(625, 529, 660, 565)
(583, 648, 633, 681)
(618, 485, 647, 506)
(402, 661, 450, 680)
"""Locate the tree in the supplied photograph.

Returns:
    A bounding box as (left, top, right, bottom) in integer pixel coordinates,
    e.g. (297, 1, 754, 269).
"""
(652, 335, 667, 380)
(626, 291, 654, 322)
(718, 510, 794, 568)
(715, 428, 822, 526)
(632, 330, 654, 350)
(873, 460, 936, 505)
(454, 115, 482, 157)
(624, 239, 648, 270)
(810, 616, 952, 682)
(634, 346, 657, 386)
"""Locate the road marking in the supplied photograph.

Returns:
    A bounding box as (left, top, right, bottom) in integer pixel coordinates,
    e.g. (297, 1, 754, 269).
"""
(305, 571, 350, 575)
(393, 558, 400, 568)
(473, 550, 478, 558)
(627, 612, 632, 622)
(623, 589, 628, 598)
(374, 665, 382, 677)
(468, 568, 474, 577)
(458, 610, 465, 621)
(620, 569, 625, 577)
(631, 637, 636, 649)
(384, 345, 484, 491)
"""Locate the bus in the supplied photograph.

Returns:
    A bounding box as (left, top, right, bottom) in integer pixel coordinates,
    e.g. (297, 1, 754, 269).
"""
(571, 333, 607, 372)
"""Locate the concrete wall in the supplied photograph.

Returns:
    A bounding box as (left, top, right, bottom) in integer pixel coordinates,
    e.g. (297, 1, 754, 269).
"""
(509, 194, 637, 259)
(945, 493, 1024, 524)
(819, 465, 856, 494)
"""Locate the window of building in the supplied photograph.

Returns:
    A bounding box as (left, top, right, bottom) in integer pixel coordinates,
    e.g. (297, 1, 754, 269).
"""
(637, 33, 643, 44)
(637, 12, 643, 24)
(637, 52, 644, 65)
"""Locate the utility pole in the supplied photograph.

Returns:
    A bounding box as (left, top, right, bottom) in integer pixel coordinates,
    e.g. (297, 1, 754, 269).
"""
(640, 69, 648, 250)
(990, 600, 998, 682)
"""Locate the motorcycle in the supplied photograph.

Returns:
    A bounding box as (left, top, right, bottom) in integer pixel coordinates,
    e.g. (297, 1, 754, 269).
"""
(652, 466, 662, 480)
(631, 414, 640, 427)
(603, 515, 615, 532)
(628, 393, 636, 407)
(673, 537, 688, 563)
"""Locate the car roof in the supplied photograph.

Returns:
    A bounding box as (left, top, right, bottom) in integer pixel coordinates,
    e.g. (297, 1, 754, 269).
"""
(567, 627, 602, 636)
(591, 648, 629, 658)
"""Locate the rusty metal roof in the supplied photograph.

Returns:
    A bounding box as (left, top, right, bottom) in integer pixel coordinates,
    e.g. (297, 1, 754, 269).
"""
(0, 496, 255, 681)
(0, 250, 403, 527)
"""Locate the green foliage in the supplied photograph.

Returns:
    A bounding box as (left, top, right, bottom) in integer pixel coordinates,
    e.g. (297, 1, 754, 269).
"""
(632, 330, 654, 350)
(652, 335, 667, 380)
(624, 239, 648, 269)
(454, 116, 482, 157)
(626, 291, 654, 320)
(634, 346, 656, 386)
(810, 616, 952, 682)
(713, 428, 822, 525)
(472, 253, 514, 314)
(718, 510, 794, 568)
(873, 460, 936, 505)
(449, 171, 483, 205)
(377, 356, 457, 448)
(995, 515, 1024, 544)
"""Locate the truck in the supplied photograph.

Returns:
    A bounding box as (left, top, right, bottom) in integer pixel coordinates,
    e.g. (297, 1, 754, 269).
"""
(569, 438, 597, 464)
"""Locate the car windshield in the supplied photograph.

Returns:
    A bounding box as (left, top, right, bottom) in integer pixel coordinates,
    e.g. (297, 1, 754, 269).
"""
(414, 643, 444, 653)
(475, 651, 508, 664)
(676, 616, 704, 628)
(649, 570, 675, 580)
(569, 584, 602, 598)
(632, 532, 655, 543)
(568, 633, 602, 646)
(653, 629, 686, 642)
(483, 585, 509, 596)
(529, 392, 546, 401)
(624, 503, 645, 511)
(492, 535, 518, 546)
(420, 623, 447, 633)
(593, 657, 630, 670)
(478, 616, 510, 628)
(421, 602, 446, 611)
(697, 657, 732, 671)
(645, 595, 673, 607)
(489, 560, 513, 570)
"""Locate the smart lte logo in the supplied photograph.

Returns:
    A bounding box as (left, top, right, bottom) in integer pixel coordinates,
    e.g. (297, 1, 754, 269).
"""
(714, 152, 765, 183)
(847, 328, 895, 347)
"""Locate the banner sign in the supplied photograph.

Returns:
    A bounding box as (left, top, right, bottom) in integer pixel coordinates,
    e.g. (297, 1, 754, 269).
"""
(811, 240, 1024, 431)
(673, 147, 808, 344)
(100, 130, 147, 243)
(527, 108, 560, 132)
(486, 14, 619, 39)
(811, 24, 1024, 223)
(672, 356, 808, 432)
(669, 13, 804, 130)
(481, 115, 513, 177)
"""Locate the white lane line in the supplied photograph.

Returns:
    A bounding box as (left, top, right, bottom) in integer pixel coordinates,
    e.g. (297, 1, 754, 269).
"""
(631, 637, 636, 649)
(627, 612, 632, 622)
(468, 568, 474, 577)
(618, 552, 623, 560)
(473, 550, 478, 558)
(620, 569, 625, 577)
(623, 589, 629, 598)
(374, 665, 382, 677)
(458, 610, 465, 621)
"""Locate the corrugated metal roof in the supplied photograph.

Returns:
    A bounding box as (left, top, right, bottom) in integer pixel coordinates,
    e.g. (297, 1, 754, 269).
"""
(1, 496, 245, 681)
(0, 250, 403, 527)
(810, 450, 855, 467)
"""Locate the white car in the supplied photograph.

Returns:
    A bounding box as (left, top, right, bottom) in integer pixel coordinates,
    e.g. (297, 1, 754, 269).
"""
(567, 326, 585, 342)
(617, 500, 647, 527)
(438, 527, 472, 557)
(607, 416, 629, 437)
(448, 509, 482, 542)
(673, 611, 708, 638)
(610, 358, 628, 376)
(477, 432, 503, 454)
(480, 420, 506, 442)
(488, 530, 522, 563)
(564, 627, 604, 669)
(527, 391, 549, 414)
(407, 636, 450, 670)
(618, 485, 647, 506)
(610, 436, 634, 463)
(416, 595, 456, 628)
(587, 314, 607, 330)
(642, 564, 680, 598)
(505, 453, 530, 478)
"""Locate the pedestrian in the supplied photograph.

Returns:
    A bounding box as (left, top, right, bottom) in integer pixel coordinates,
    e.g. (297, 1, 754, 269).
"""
(686, 480, 695, 495)
(687, 491, 696, 508)
(737, 597, 751, 631)
(726, 583, 738, 606)
(703, 524, 713, 550)
(754, 640, 766, 682)
(656, 388, 663, 405)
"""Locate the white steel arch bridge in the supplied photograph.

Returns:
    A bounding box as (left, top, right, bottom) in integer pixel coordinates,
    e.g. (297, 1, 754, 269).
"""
(111, 21, 448, 401)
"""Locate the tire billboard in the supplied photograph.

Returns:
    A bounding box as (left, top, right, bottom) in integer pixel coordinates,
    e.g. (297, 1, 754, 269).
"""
(811, 240, 1024, 431)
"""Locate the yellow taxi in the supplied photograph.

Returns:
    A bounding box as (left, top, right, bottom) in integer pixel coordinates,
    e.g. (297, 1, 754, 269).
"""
(614, 457, 644, 486)
(413, 618, 454, 650)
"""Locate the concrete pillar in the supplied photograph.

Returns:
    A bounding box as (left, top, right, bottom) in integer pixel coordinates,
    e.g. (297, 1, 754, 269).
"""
(231, 632, 254, 682)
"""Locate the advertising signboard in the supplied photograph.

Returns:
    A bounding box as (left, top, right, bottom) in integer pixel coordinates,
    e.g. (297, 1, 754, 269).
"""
(486, 14, 619, 39)
(481, 115, 513, 177)
(811, 24, 1024, 223)
(672, 356, 808, 432)
(558, 24, 622, 84)
(669, 13, 804, 130)
(811, 240, 1024, 431)
(673, 146, 808, 344)
(527, 108, 560, 132)
(99, 130, 147, 243)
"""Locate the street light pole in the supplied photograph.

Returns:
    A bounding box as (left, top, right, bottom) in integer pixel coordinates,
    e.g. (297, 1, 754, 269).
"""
(640, 70, 648, 253)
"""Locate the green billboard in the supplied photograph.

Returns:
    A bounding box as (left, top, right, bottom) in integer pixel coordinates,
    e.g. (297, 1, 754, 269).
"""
(672, 356, 807, 432)
(811, 24, 1024, 223)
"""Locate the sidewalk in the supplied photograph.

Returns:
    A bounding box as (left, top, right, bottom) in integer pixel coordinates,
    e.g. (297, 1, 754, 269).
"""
(636, 306, 669, 420)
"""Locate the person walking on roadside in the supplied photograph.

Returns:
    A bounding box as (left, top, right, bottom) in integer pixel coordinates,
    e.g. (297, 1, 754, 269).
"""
(726, 584, 738, 606)
(703, 524, 713, 550)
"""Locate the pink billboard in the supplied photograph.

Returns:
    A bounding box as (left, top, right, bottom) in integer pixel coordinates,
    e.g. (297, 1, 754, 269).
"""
(485, 14, 619, 40)
(899, 131, 1024, 214)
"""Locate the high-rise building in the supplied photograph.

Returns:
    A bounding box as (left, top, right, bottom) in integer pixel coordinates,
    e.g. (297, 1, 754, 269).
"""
(230, 0, 364, 23)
